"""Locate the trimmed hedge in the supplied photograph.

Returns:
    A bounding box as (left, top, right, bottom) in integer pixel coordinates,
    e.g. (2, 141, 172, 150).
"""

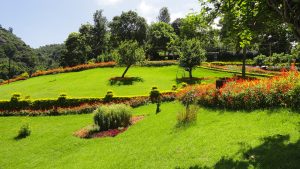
(142, 60, 178, 67)
(0, 92, 176, 116)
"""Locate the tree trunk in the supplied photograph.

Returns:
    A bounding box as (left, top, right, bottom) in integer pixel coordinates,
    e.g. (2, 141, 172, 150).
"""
(242, 47, 246, 79)
(8, 57, 11, 84)
(121, 65, 131, 78)
(189, 69, 193, 79)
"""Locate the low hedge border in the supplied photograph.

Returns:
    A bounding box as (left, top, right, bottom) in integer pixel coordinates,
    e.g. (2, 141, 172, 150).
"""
(0, 92, 176, 116)
(199, 66, 274, 78)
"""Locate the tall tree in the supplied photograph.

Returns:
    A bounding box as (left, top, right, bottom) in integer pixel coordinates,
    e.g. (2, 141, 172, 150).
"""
(171, 18, 182, 36)
(266, 0, 300, 40)
(79, 23, 94, 59)
(203, 0, 280, 77)
(92, 10, 108, 56)
(62, 32, 91, 66)
(158, 7, 171, 24)
(3, 44, 16, 82)
(147, 22, 178, 58)
(109, 10, 147, 47)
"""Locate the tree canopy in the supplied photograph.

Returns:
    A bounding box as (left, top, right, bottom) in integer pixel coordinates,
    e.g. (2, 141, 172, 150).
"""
(179, 39, 206, 78)
(109, 10, 147, 46)
(157, 7, 171, 24)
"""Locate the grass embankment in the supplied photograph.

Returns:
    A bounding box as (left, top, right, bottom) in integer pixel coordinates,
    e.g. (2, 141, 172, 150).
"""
(0, 102, 299, 169)
(0, 66, 233, 100)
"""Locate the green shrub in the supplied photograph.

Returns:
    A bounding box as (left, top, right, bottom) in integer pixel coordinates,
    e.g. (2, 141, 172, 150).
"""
(20, 72, 29, 79)
(16, 124, 31, 139)
(172, 84, 177, 91)
(104, 90, 114, 102)
(181, 82, 187, 88)
(142, 60, 178, 67)
(93, 104, 132, 131)
(150, 87, 161, 114)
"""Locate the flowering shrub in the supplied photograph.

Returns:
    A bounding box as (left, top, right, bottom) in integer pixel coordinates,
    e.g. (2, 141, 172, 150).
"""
(177, 69, 300, 110)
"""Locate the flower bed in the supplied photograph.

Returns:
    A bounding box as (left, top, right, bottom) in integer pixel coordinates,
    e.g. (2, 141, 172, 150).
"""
(177, 69, 300, 110)
(74, 115, 144, 139)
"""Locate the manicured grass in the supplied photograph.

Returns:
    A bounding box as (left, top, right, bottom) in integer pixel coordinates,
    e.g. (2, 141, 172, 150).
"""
(0, 102, 299, 169)
(0, 66, 233, 100)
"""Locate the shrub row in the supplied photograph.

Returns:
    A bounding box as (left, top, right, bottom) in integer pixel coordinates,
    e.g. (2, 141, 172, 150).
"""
(202, 61, 254, 66)
(142, 60, 178, 67)
(0, 62, 116, 86)
(177, 69, 300, 110)
(0, 92, 176, 116)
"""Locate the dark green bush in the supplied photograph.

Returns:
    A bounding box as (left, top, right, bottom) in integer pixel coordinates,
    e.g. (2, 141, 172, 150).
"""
(104, 90, 114, 102)
(93, 104, 132, 131)
(150, 87, 161, 114)
(16, 124, 31, 139)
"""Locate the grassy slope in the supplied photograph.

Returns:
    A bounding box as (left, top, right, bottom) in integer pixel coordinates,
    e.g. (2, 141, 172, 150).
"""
(0, 66, 232, 100)
(0, 102, 299, 169)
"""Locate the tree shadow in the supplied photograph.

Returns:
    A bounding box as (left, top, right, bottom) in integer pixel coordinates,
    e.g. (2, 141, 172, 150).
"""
(177, 134, 300, 169)
(109, 77, 144, 86)
(176, 77, 205, 85)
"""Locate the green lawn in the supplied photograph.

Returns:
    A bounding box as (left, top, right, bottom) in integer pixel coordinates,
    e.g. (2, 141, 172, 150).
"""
(0, 66, 233, 100)
(1, 102, 299, 169)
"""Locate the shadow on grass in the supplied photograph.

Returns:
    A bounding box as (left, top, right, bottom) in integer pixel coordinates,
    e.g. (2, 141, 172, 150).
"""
(109, 77, 144, 86)
(14, 135, 28, 141)
(176, 77, 205, 85)
(175, 134, 300, 169)
(198, 105, 300, 115)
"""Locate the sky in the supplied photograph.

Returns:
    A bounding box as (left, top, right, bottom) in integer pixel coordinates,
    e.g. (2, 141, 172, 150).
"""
(0, 0, 201, 48)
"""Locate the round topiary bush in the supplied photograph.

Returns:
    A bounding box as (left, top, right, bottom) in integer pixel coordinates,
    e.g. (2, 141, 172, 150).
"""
(93, 104, 132, 131)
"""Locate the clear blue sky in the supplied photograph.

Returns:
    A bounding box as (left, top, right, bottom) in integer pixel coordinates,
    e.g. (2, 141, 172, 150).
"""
(0, 0, 200, 48)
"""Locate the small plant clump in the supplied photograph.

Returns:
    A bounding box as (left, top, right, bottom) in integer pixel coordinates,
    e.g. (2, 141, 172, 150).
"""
(93, 104, 132, 131)
(15, 124, 31, 139)
(177, 105, 198, 125)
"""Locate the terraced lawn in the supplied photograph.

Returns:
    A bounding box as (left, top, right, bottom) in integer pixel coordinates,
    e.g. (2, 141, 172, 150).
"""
(0, 102, 299, 169)
(0, 66, 233, 100)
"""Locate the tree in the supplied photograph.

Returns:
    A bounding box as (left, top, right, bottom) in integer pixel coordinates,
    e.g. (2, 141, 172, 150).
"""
(92, 10, 108, 56)
(171, 18, 182, 36)
(109, 11, 147, 47)
(116, 40, 145, 78)
(79, 23, 94, 59)
(179, 12, 215, 48)
(147, 22, 178, 58)
(266, 0, 300, 40)
(61, 32, 91, 66)
(3, 44, 16, 83)
(157, 7, 171, 23)
(179, 39, 206, 78)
